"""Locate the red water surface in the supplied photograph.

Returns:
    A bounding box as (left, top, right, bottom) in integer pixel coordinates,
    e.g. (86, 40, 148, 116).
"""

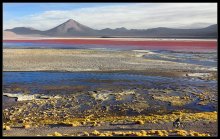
(3, 39, 217, 51)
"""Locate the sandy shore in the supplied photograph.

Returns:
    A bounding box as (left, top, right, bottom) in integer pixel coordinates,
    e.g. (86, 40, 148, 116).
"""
(3, 49, 214, 73)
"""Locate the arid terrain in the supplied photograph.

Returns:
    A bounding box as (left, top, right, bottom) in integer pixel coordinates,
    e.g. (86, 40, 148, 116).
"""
(3, 2, 218, 137)
(3, 47, 217, 136)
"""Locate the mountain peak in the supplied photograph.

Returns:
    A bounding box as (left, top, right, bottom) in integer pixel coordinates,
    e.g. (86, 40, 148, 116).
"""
(60, 19, 93, 32)
(44, 19, 95, 35)
(65, 19, 77, 23)
(63, 19, 80, 26)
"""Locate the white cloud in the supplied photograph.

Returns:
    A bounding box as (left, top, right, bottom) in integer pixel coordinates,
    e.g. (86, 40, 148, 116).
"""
(3, 3, 217, 30)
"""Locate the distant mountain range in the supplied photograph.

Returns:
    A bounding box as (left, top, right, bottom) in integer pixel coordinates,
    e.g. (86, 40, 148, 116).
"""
(5, 19, 217, 38)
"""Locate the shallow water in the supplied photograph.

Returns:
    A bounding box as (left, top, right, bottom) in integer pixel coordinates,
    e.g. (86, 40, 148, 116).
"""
(3, 72, 217, 112)
(3, 71, 216, 87)
(144, 50, 217, 68)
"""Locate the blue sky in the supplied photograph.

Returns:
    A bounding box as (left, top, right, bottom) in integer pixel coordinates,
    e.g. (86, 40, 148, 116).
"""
(3, 3, 129, 21)
(3, 3, 217, 30)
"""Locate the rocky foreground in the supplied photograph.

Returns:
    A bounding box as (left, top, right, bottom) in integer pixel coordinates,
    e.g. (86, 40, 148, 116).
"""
(3, 86, 217, 136)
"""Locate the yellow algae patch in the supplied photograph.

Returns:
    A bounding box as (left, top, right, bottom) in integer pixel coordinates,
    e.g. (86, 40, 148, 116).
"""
(136, 120, 145, 125)
(60, 120, 81, 127)
(100, 130, 210, 137)
(176, 130, 188, 136)
(83, 132, 90, 136)
(44, 130, 211, 137)
(170, 129, 210, 137)
(157, 130, 169, 136)
(91, 130, 100, 136)
(84, 111, 216, 125)
(47, 132, 62, 136)
(91, 121, 101, 127)
(92, 130, 209, 136)
(182, 111, 217, 122)
(81, 121, 86, 125)
(3, 125, 11, 130)
(23, 124, 31, 129)
(5, 109, 217, 127)
(37, 118, 59, 125)
(71, 121, 81, 127)
(146, 130, 169, 136)
(140, 130, 148, 136)
(188, 130, 210, 136)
